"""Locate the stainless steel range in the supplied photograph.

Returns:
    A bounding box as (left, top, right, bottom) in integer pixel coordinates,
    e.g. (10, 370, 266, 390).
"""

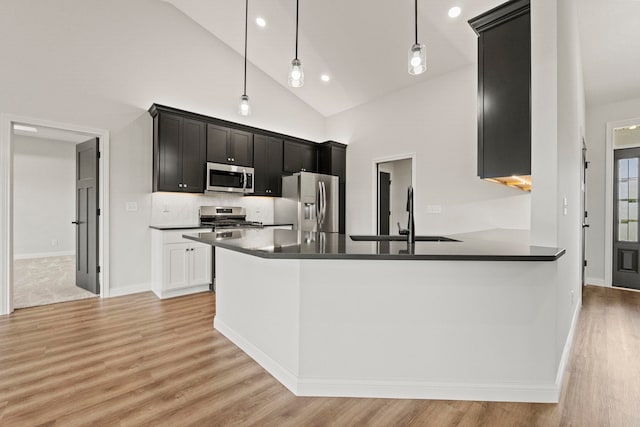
(199, 206, 262, 291)
(199, 206, 263, 229)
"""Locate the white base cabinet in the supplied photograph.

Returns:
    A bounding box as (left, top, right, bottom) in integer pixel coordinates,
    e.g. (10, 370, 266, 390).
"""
(152, 228, 211, 299)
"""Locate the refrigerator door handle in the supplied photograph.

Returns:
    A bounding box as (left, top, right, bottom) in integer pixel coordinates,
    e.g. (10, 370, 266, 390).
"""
(316, 181, 322, 229)
(321, 181, 327, 227)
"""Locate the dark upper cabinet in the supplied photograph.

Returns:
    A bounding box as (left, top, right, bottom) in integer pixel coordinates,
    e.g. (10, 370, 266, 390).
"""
(283, 141, 317, 173)
(253, 135, 284, 196)
(469, 0, 531, 179)
(152, 110, 206, 193)
(206, 124, 254, 167)
(318, 141, 347, 234)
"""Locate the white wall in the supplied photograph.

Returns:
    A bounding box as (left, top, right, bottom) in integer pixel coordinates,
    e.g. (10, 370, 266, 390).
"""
(13, 135, 75, 258)
(555, 0, 586, 364)
(326, 66, 531, 236)
(585, 97, 640, 284)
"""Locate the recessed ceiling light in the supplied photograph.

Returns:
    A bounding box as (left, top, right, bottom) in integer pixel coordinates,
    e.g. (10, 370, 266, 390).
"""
(320, 74, 331, 82)
(255, 17, 266, 28)
(13, 124, 37, 133)
(448, 6, 462, 18)
(630, 125, 638, 130)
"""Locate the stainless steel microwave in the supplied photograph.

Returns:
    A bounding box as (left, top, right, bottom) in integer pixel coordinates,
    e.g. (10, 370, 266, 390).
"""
(206, 162, 254, 194)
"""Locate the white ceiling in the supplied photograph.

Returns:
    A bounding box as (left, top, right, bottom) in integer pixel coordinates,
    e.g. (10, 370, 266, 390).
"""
(164, 0, 505, 117)
(166, 0, 640, 115)
(577, 0, 640, 106)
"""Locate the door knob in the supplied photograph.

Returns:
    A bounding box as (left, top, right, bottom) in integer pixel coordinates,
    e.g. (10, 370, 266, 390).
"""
(72, 221, 80, 225)
(582, 223, 590, 228)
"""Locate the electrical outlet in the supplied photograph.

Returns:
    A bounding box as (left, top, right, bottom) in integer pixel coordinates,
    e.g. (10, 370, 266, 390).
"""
(126, 202, 138, 212)
(51, 239, 58, 246)
(427, 205, 442, 214)
(162, 204, 170, 213)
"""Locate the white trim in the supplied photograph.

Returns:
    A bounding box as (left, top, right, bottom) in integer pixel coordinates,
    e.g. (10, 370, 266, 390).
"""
(605, 117, 640, 287)
(585, 277, 607, 287)
(13, 251, 75, 260)
(216, 316, 559, 403)
(152, 285, 208, 300)
(0, 113, 110, 315)
(215, 317, 300, 395)
(371, 153, 417, 235)
(554, 297, 582, 390)
(108, 282, 151, 298)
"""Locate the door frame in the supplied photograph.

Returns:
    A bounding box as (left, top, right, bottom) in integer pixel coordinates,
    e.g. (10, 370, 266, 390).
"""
(605, 117, 640, 287)
(371, 153, 416, 235)
(0, 113, 110, 315)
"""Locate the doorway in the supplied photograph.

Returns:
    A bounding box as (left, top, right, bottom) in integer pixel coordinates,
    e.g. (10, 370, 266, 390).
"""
(610, 124, 640, 290)
(375, 157, 414, 236)
(0, 114, 110, 315)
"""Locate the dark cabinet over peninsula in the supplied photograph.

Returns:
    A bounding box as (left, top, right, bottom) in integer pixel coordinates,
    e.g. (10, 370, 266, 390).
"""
(253, 135, 283, 196)
(150, 107, 206, 193)
(469, 0, 531, 191)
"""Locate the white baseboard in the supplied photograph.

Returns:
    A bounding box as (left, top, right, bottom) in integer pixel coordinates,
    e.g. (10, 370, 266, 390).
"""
(214, 317, 560, 403)
(585, 277, 608, 287)
(14, 250, 74, 260)
(214, 317, 300, 395)
(554, 296, 582, 391)
(152, 284, 210, 299)
(108, 282, 150, 297)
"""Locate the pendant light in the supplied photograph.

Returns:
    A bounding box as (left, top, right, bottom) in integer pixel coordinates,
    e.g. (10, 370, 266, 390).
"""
(239, 0, 251, 116)
(408, 0, 426, 75)
(288, 0, 304, 88)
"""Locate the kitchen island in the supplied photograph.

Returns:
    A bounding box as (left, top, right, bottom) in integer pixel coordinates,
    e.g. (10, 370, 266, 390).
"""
(184, 229, 567, 403)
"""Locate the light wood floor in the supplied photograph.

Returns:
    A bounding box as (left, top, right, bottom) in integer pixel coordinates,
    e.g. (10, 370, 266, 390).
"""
(0, 285, 638, 426)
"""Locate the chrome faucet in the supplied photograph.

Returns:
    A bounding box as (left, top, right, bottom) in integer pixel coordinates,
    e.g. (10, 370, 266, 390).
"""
(397, 186, 415, 244)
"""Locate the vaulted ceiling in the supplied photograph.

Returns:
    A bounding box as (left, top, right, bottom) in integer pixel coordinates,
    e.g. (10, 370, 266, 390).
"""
(166, 0, 640, 115)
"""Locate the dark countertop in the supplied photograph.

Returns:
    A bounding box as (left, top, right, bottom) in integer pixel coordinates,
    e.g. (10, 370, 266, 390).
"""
(149, 225, 212, 230)
(183, 229, 565, 261)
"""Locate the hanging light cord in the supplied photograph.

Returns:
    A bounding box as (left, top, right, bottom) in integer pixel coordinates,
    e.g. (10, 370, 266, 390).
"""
(243, 0, 248, 96)
(295, 0, 299, 60)
(414, 0, 418, 45)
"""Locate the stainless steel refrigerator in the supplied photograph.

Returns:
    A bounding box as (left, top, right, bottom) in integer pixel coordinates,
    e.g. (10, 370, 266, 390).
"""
(275, 172, 339, 232)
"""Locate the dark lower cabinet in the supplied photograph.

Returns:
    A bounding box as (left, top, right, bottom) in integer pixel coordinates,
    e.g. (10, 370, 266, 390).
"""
(253, 135, 283, 196)
(206, 125, 254, 167)
(283, 141, 317, 173)
(469, 0, 531, 179)
(152, 111, 206, 193)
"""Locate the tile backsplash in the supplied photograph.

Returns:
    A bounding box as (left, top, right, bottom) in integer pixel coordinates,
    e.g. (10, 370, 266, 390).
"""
(150, 192, 275, 225)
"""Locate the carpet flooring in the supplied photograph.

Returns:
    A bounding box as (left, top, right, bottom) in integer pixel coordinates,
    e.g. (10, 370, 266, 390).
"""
(13, 255, 97, 309)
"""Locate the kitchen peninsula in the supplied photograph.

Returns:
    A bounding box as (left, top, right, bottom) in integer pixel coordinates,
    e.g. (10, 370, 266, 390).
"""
(185, 229, 566, 403)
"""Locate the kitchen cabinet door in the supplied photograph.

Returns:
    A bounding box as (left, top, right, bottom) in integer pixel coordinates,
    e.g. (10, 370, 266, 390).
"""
(156, 113, 182, 192)
(283, 141, 317, 173)
(154, 112, 206, 193)
(181, 118, 206, 193)
(254, 135, 283, 196)
(229, 129, 254, 167)
(207, 124, 230, 164)
(163, 243, 190, 291)
(189, 244, 212, 286)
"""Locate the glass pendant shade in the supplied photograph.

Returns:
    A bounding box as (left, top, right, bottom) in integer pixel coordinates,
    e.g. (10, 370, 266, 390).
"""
(408, 43, 426, 75)
(288, 58, 304, 88)
(238, 94, 251, 116)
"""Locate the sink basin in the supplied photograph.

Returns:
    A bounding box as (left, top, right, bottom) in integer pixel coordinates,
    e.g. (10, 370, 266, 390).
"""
(350, 235, 460, 242)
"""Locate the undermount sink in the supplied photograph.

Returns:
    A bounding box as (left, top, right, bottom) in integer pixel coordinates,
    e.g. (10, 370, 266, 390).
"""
(350, 235, 460, 242)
